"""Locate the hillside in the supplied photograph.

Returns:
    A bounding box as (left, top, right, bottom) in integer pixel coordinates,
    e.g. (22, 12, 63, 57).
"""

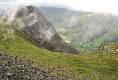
(0, 16, 118, 80)
(40, 6, 91, 30)
(40, 7, 118, 52)
(4, 6, 118, 53)
(13, 6, 79, 54)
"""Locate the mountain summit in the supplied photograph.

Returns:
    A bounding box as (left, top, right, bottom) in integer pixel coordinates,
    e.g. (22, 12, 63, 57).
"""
(14, 6, 79, 54)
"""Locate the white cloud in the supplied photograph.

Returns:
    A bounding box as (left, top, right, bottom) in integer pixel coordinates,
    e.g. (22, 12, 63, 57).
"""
(1, 0, 118, 15)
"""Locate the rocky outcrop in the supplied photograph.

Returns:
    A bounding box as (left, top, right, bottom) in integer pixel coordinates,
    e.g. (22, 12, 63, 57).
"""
(0, 52, 80, 80)
(0, 52, 62, 80)
(14, 6, 79, 54)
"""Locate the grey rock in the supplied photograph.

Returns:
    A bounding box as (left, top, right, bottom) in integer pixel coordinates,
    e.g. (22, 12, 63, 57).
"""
(0, 52, 63, 80)
(6, 72, 15, 77)
(14, 6, 79, 54)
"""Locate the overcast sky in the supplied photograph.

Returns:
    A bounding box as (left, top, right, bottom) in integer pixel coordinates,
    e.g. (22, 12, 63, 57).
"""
(1, 0, 118, 15)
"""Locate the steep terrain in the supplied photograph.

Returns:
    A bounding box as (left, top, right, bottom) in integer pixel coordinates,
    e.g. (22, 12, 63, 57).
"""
(40, 7, 118, 52)
(0, 17, 118, 80)
(0, 6, 118, 80)
(14, 6, 79, 54)
(3, 6, 118, 52)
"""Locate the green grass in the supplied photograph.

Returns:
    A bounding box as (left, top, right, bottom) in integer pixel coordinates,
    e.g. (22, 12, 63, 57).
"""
(0, 22, 118, 80)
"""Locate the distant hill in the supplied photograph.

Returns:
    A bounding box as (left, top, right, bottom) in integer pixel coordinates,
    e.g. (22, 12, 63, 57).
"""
(40, 7, 118, 52)
(40, 6, 68, 16)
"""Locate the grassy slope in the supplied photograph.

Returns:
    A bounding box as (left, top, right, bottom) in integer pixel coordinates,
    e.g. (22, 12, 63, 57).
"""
(0, 23, 118, 80)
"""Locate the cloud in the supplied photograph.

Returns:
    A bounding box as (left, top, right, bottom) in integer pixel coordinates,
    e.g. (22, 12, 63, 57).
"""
(1, 0, 118, 15)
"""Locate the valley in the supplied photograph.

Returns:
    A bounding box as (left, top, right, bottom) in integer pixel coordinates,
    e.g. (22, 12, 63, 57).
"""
(40, 7, 118, 52)
(0, 5, 118, 80)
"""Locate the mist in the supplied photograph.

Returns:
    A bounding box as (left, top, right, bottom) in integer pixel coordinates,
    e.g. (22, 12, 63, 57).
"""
(1, 0, 118, 46)
(1, 0, 118, 15)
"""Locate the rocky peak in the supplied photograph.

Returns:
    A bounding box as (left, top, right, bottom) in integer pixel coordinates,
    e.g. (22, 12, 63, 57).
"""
(14, 6, 79, 54)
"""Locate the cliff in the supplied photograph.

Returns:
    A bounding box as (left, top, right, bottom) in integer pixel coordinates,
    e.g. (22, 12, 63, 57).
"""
(14, 6, 79, 54)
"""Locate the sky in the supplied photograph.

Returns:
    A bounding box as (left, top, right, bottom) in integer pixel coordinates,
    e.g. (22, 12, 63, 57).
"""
(1, 0, 118, 15)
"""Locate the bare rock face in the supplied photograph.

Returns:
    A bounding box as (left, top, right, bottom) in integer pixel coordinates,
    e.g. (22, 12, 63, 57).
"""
(14, 6, 79, 54)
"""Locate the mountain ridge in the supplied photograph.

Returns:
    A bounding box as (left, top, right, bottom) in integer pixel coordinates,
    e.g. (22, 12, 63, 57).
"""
(40, 7, 118, 52)
(0, 6, 118, 80)
(13, 6, 79, 54)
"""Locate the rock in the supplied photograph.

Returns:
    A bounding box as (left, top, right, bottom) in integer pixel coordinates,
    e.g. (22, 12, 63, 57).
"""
(116, 49, 118, 52)
(6, 72, 15, 77)
(14, 6, 79, 54)
(0, 52, 63, 80)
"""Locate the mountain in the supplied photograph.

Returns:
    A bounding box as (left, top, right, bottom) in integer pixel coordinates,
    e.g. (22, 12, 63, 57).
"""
(40, 6, 91, 29)
(0, 6, 118, 80)
(13, 6, 79, 54)
(40, 7, 118, 52)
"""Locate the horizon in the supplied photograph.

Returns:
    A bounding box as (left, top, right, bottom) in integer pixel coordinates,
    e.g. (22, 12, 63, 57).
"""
(0, 0, 118, 15)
